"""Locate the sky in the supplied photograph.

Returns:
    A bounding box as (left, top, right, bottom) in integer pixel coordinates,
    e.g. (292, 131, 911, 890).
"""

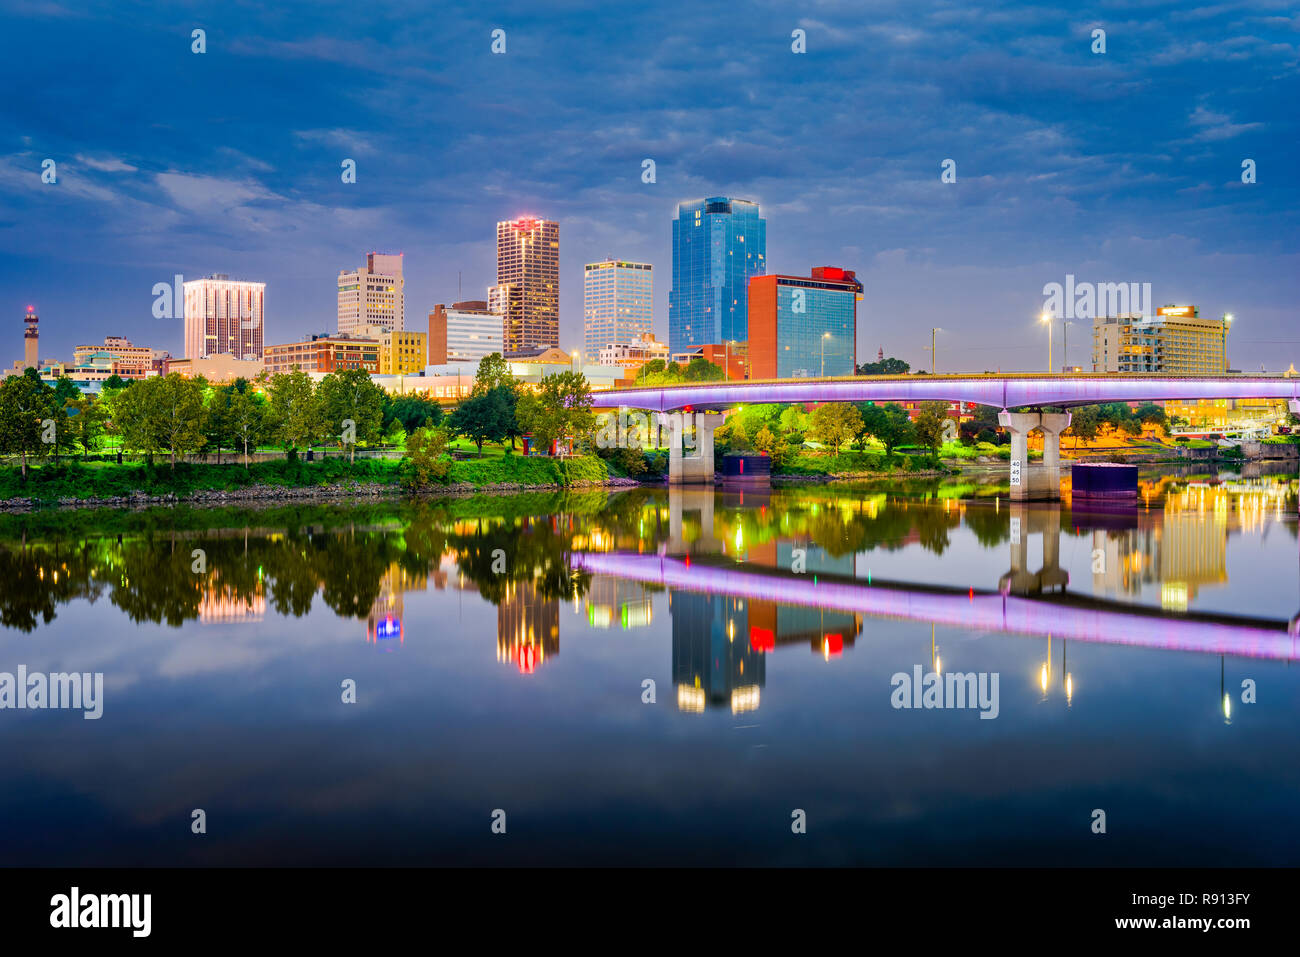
(1, 0, 1297, 373)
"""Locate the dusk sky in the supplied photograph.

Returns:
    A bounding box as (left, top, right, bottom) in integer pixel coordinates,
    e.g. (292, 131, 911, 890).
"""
(2, 0, 1297, 372)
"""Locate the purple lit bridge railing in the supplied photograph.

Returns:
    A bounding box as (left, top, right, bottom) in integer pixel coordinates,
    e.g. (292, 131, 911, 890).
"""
(591, 373, 1300, 412)
(571, 552, 1300, 661)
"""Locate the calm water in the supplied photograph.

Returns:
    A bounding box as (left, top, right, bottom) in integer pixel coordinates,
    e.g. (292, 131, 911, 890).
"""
(2, 470, 1298, 866)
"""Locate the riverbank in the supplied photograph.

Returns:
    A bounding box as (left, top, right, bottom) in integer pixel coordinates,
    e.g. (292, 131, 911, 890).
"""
(0, 455, 642, 511)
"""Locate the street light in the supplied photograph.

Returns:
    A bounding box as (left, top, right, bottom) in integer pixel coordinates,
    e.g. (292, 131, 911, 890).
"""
(1039, 311, 1053, 373)
(821, 332, 831, 377)
(1061, 319, 1073, 373)
(926, 327, 942, 373)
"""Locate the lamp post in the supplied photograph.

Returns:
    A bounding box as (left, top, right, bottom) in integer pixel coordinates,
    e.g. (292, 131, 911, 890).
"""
(927, 327, 941, 373)
(821, 332, 831, 377)
(1040, 311, 1053, 373)
(1223, 313, 1233, 373)
(1062, 319, 1073, 373)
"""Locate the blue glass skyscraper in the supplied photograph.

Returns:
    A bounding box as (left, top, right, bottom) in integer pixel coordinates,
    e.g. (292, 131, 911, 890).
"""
(668, 197, 766, 354)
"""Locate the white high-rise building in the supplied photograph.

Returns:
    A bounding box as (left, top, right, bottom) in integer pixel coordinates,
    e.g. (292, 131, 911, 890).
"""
(429, 301, 503, 364)
(583, 260, 653, 361)
(183, 275, 265, 360)
(338, 252, 405, 336)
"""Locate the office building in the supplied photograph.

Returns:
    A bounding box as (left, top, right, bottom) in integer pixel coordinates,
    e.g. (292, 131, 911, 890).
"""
(670, 342, 747, 380)
(491, 217, 559, 356)
(747, 266, 861, 379)
(371, 328, 426, 375)
(1091, 305, 1229, 375)
(583, 259, 653, 360)
(668, 197, 765, 354)
(263, 334, 379, 375)
(183, 274, 265, 360)
(338, 252, 405, 336)
(72, 336, 156, 378)
(598, 333, 669, 371)
(428, 301, 502, 364)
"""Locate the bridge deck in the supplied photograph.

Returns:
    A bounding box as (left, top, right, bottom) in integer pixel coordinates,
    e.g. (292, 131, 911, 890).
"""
(592, 373, 1300, 411)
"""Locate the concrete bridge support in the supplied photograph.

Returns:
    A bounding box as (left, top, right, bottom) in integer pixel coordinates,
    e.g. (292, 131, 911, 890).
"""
(658, 412, 723, 485)
(998, 410, 1071, 501)
(999, 504, 1069, 595)
(666, 488, 718, 554)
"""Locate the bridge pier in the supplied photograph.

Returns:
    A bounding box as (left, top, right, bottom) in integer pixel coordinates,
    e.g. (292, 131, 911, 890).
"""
(999, 504, 1068, 595)
(999, 410, 1070, 501)
(666, 488, 718, 554)
(659, 412, 722, 485)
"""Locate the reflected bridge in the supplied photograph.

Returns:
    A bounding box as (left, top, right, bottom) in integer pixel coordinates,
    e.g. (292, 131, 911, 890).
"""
(570, 551, 1299, 662)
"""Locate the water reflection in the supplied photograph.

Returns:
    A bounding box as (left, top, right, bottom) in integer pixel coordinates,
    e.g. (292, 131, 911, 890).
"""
(1, 472, 1297, 866)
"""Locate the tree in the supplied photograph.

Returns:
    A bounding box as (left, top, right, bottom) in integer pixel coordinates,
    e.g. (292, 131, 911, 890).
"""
(516, 371, 595, 454)
(1134, 402, 1168, 430)
(857, 357, 910, 375)
(448, 388, 510, 456)
(102, 374, 129, 390)
(778, 405, 809, 437)
(753, 425, 779, 457)
(683, 356, 724, 382)
(859, 402, 916, 458)
(267, 370, 320, 457)
(913, 401, 950, 454)
(473, 353, 515, 395)
(153, 374, 208, 468)
(227, 388, 268, 467)
(1066, 406, 1100, 449)
(383, 394, 444, 435)
(317, 368, 385, 463)
(0, 370, 55, 478)
(64, 395, 108, 460)
(402, 426, 451, 488)
(808, 402, 863, 455)
(109, 377, 161, 462)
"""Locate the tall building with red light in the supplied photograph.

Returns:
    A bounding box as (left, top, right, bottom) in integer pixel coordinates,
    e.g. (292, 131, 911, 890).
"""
(748, 266, 861, 379)
(491, 217, 559, 357)
(23, 306, 38, 369)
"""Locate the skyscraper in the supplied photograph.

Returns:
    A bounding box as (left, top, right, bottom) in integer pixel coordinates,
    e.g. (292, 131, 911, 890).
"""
(668, 197, 766, 354)
(338, 252, 405, 336)
(491, 217, 559, 356)
(583, 259, 653, 360)
(183, 275, 265, 360)
(748, 267, 861, 378)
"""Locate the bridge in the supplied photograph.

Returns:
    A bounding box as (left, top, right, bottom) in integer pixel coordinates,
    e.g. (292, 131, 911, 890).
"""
(592, 373, 1300, 496)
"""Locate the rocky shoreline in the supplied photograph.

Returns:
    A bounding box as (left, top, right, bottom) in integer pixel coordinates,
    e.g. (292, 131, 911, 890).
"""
(0, 476, 649, 513)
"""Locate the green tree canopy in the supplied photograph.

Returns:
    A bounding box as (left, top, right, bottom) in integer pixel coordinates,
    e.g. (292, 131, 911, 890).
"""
(317, 368, 385, 463)
(0, 370, 56, 477)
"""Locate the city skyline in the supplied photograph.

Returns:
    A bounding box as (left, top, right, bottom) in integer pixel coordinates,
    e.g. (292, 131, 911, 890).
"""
(3, 2, 1297, 373)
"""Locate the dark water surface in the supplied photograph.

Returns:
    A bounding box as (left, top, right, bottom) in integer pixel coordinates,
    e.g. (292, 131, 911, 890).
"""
(2, 471, 1297, 866)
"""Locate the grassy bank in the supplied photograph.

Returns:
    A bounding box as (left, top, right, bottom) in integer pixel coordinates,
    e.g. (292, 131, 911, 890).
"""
(0, 454, 610, 504)
(774, 450, 946, 476)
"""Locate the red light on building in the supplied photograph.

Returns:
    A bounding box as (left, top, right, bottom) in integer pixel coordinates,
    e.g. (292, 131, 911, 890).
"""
(822, 633, 843, 656)
(749, 626, 775, 651)
(516, 645, 537, 674)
